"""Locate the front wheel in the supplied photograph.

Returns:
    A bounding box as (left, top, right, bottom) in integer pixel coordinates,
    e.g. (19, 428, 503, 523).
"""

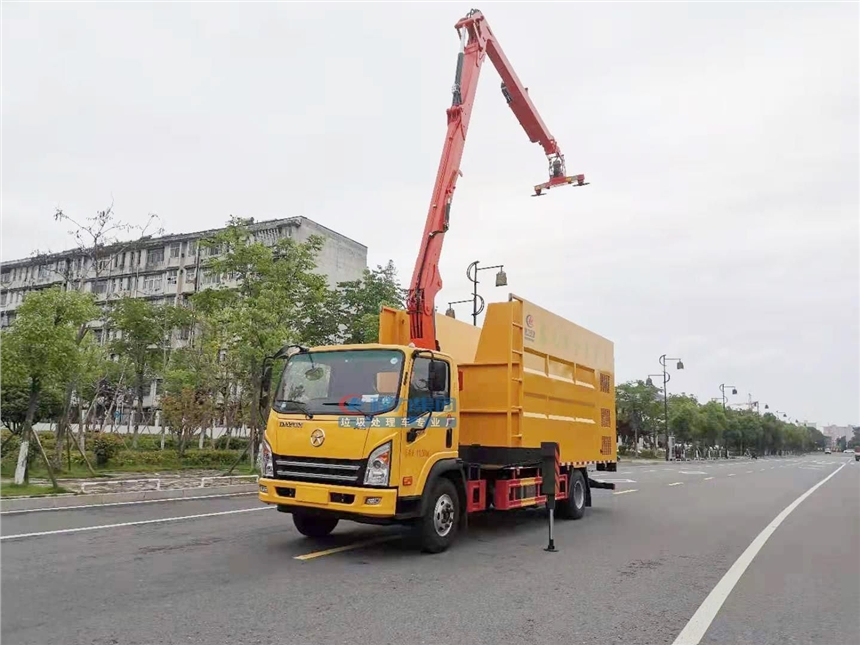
(555, 469, 586, 520)
(417, 478, 460, 553)
(292, 512, 339, 538)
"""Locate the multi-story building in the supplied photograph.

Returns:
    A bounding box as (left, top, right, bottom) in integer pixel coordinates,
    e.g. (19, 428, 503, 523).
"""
(1, 216, 367, 415)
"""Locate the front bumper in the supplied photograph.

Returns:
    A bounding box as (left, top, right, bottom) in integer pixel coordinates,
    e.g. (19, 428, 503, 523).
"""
(258, 478, 398, 517)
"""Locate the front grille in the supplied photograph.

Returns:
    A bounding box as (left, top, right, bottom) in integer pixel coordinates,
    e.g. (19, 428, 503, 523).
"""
(273, 453, 365, 486)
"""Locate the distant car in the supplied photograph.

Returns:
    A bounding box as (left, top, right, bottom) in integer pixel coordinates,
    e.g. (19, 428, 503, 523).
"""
(844, 449, 854, 454)
(824, 448, 831, 454)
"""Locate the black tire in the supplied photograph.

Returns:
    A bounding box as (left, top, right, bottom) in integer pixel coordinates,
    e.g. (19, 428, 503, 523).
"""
(417, 477, 460, 553)
(555, 469, 586, 520)
(292, 512, 339, 538)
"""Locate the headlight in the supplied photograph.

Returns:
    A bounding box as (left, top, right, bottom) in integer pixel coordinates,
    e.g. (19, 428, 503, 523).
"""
(364, 442, 391, 486)
(262, 438, 274, 478)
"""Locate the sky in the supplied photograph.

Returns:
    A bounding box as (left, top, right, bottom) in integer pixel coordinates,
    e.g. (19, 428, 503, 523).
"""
(2, 2, 858, 425)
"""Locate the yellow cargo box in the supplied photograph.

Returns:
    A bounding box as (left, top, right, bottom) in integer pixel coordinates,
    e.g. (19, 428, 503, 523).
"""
(380, 294, 616, 467)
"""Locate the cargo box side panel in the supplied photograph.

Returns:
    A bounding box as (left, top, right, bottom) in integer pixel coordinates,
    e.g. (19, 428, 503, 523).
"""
(515, 295, 616, 464)
(458, 363, 515, 448)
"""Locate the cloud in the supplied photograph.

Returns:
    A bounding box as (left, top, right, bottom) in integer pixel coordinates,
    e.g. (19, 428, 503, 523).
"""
(2, 3, 858, 424)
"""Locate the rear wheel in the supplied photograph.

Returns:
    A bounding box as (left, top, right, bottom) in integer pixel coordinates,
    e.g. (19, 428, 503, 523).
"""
(555, 469, 586, 520)
(417, 478, 460, 553)
(292, 512, 339, 538)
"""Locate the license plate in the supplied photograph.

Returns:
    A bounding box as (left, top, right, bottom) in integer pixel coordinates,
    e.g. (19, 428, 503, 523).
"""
(295, 487, 329, 505)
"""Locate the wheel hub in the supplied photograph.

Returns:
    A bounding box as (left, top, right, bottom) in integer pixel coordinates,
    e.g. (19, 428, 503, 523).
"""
(574, 480, 584, 508)
(433, 493, 455, 537)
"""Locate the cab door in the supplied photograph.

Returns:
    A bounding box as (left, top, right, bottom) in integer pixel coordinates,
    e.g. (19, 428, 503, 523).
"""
(398, 356, 457, 495)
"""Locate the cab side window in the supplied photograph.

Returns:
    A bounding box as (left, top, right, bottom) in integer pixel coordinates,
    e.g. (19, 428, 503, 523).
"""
(408, 357, 450, 416)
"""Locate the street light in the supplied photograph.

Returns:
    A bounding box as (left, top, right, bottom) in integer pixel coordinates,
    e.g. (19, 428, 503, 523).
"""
(445, 299, 472, 319)
(719, 383, 738, 410)
(466, 260, 507, 326)
(656, 354, 684, 461)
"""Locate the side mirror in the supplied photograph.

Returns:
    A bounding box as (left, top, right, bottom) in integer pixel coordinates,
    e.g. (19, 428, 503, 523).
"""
(429, 360, 448, 393)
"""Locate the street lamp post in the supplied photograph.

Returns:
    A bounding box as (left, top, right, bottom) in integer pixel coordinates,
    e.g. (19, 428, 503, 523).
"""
(719, 383, 738, 410)
(466, 260, 507, 326)
(445, 299, 472, 319)
(646, 354, 684, 461)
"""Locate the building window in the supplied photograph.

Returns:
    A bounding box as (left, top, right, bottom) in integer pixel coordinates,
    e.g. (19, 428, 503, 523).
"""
(1, 291, 6, 306)
(187, 241, 197, 257)
(38, 265, 49, 279)
(166, 270, 178, 286)
(170, 242, 181, 259)
(147, 248, 165, 266)
(200, 244, 221, 258)
(92, 280, 108, 294)
(97, 258, 110, 272)
(201, 270, 221, 286)
(142, 275, 163, 293)
(179, 327, 191, 340)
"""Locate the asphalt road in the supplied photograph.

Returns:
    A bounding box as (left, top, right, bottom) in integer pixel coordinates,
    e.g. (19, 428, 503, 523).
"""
(2, 454, 858, 645)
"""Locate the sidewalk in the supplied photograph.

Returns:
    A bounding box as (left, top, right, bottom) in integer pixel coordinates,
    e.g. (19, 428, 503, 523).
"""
(0, 469, 259, 513)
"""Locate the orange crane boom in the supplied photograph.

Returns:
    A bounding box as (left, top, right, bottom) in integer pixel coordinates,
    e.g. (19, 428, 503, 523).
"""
(406, 9, 587, 350)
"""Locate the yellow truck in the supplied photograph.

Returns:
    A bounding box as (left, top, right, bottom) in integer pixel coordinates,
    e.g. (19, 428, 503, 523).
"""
(258, 295, 617, 552)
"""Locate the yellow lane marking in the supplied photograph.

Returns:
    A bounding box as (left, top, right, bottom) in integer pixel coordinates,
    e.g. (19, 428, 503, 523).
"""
(613, 489, 638, 495)
(294, 535, 401, 561)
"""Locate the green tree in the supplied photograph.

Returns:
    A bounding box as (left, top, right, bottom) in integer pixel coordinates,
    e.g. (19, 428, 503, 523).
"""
(616, 380, 662, 451)
(0, 381, 64, 435)
(109, 297, 189, 448)
(0, 288, 99, 485)
(668, 394, 700, 446)
(334, 261, 406, 344)
(193, 217, 332, 462)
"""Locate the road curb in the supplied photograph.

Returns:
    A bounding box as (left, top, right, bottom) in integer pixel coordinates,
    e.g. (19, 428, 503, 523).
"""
(0, 483, 259, 513)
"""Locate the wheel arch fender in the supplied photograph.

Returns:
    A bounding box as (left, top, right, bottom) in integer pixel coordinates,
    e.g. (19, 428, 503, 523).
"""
(419, 458, 466, 518)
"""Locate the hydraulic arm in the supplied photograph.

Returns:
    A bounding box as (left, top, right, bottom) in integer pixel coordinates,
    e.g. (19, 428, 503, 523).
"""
(407, 9, 587, 350)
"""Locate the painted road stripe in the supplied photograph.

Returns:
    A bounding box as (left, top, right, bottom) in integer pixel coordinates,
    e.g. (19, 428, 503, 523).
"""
(680, 471, 706, 475)
(704, 477, 714, 481)
(746, 470, 753, 474)
(668, 482, 683, 487)
(590, 478, 636, 484)
(0, 491, 257, 515)
(0, 506, 272, 541)
(613, 489, 638, 496)
(294, 535, 401, 560)
(671, 462, 846, 645)
(727, 474, 736, 477)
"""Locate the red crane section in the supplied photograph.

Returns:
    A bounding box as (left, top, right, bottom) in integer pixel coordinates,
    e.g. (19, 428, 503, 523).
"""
(407, 9, 587, 350)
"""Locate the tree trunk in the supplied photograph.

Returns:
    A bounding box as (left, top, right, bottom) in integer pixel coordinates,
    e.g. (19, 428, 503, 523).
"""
(20, 378, 59, 488)
(54, 381, 76, 468)
(132, 371, 145, 448)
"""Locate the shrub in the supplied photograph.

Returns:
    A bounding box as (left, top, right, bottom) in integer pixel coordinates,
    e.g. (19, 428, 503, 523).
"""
(91, 435, 122, 466)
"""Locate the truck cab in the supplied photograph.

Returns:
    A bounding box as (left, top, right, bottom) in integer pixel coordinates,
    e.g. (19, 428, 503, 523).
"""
(258, 344, 462, 547)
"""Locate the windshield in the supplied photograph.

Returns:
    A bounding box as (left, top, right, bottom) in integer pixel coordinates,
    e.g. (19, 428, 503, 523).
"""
(273, 349, 404, 416)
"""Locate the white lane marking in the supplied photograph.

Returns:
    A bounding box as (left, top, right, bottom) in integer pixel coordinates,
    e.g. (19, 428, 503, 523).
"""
(0, 491, 257, 515)
(746, 470, 753, 474)
(759, 469, 766, 472)
(668, 482, 684, 487)
(671, 463, 846, 645)
(613, 489, 638, 496)
(680, 471, 706, 475)
(1, 506, 273, 541)
(727, 474, 736, 477)
(590, 478, 636, 483)
(645, 470, 656, 473)
(704, 477, 715, 481)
